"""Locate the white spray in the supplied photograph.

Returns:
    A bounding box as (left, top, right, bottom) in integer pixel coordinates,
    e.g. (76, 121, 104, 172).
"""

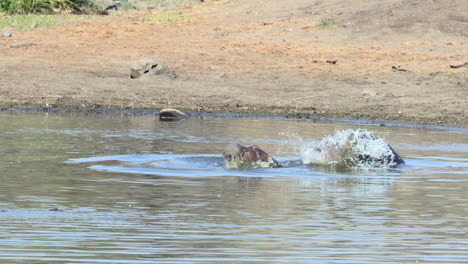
(283, 129, 400, 169)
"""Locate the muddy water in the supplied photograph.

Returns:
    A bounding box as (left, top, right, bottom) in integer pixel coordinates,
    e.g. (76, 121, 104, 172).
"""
(0, 112, 467, 263)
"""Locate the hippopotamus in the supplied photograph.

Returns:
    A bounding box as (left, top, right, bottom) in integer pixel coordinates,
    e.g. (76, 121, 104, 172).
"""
(224, 129, 405, 169)
(223, 143, 281, 168)
(304, 129, 405, 168)
(301, 129, 405, 168)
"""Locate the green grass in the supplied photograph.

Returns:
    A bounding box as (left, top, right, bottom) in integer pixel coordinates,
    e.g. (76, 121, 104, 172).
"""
(148, 11, 186, 23)
(318, 18, 339, 28)
(0, 0, 99, 14)
(120, 1, 136, 11)
(0, 13, 87, 30)
(429, 71, 455, 77)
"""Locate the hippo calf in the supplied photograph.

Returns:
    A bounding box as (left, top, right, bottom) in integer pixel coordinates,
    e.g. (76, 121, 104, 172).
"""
(223, 143, 281, 168)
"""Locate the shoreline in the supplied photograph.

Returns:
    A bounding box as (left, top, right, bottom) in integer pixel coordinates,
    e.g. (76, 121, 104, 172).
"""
(2, 106, 467, 131)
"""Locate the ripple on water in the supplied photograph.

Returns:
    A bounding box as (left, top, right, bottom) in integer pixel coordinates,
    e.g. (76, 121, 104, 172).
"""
(2, 112, 467, 264)
(67, 154, 406, 180)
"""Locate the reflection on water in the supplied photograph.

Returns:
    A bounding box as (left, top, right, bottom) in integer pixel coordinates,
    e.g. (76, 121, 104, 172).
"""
(0, 112, 467, 263)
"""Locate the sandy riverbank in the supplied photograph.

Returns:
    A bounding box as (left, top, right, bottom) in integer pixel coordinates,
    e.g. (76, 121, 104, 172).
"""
(1, 0, 467, 126)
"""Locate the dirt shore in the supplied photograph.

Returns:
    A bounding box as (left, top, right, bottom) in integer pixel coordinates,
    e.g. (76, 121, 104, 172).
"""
(1, 0, 467, 126)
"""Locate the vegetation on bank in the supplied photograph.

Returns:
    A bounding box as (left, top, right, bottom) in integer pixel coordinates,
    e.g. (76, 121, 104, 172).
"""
(0, 0, 198, 30)
(149, 10, 186, 23)
(318, 17, 340, 28)
(0, 12, 88, 30)
(0, 0, 99, 14)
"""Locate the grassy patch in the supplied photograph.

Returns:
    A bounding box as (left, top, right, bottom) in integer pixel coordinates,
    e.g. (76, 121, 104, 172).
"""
(0, 0, 99, 14)
(120, 1, 136, 11)
(0, 13, 86, 30)
(429, 71, 455, 77)
(148, 11, 186, 23)
(318, 18, 339, 28)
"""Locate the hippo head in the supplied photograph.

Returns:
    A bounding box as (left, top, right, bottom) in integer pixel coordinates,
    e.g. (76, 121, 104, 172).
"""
(223, 143, 281, 168)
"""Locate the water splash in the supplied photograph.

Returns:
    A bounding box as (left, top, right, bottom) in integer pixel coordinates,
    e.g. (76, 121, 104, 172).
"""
(282, 129, 402, 169)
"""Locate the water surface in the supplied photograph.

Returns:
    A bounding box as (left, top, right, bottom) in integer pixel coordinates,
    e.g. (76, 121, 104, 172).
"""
(0, 112, 467, 263)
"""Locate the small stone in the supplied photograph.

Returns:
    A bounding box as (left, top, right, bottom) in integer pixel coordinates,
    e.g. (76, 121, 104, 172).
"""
(91, 0, 117, 10)
(160, 1, 175, 7)
(31, 21, 39, 29)
(392, 65, 408, 72)
(215, 72, 228, 79)
(362, 89, 379, 97)
(450, 61, 468, 69)
(104, 4, 118, 11)
(130, 58, 177, 79)
(54, 17, 68, 22)
(159, 108, 188, 121)
(147, 3, 158, 9)
(134, 3, 146, 10)
(2, 30, 12, 38)
(9, 43, 33, 48)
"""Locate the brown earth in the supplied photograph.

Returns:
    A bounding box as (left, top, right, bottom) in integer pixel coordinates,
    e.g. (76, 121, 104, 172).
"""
(1, 0, 467, 126)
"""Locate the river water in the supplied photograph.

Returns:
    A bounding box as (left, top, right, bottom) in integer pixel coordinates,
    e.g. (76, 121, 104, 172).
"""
(0, 112, 467, 263)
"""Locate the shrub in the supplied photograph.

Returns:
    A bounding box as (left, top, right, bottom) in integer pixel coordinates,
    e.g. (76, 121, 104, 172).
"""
(0, 0, 98, 14)
(318, 18, 339, 28)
